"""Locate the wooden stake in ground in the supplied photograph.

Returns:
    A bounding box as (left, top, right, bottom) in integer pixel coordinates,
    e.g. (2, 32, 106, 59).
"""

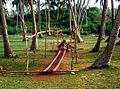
(90, 5, 120, 68)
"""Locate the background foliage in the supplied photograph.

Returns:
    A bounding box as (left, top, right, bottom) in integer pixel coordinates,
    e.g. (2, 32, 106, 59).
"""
(0, 5, 114, 35)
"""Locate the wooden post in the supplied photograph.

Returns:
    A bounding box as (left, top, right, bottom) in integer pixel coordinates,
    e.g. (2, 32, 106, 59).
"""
(45, 30, 47, 58)
(44, 2, 47, 58)
(75, 27, 78, 63)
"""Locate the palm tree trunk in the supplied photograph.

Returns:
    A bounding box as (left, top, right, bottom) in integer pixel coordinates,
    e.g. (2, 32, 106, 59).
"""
(116, 30, 120, 45)
(57, 6, 60, 21)
(111, 0, 115, 25)
(69, 8, 72, 32)
(89, 5, 120, 68)
(47, 0, 51, 36)
(92, 0, 108, 52)
(105, 0, 115, 42)
(0, 0, 14, 57)
(29, 0, 38, 50)
(19, 0, 26, 41)
(37, 0, 43, 38)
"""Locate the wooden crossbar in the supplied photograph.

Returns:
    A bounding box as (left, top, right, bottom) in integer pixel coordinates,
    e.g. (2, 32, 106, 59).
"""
(26, 30, 62, 38)
(0, 70, 80, 74)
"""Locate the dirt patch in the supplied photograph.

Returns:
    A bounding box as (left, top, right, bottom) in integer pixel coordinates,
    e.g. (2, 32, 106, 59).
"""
(27, 51, 70, 81)
(58, 52, 71, 71)
(27, 51, 89, 81)
(27, 52, 61, 80)
(30, 73, 62, 81)
(79, 52, 92, 56)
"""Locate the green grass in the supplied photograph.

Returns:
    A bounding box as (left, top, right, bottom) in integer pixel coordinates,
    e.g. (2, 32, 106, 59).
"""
(0, 35, 120, 89)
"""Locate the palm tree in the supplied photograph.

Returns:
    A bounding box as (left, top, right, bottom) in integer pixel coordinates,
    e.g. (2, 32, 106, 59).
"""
(92, 0, 108, 52)
(37, 0, 43, 38)
(42, 0, 66, 35)
(28, 0, 38, 50)
(12, 0, 27, 41)
(56, 0, 66, 20)
(19, 0, 27, 41)
(105, 0, 115, 42)
(89, 5, 120, 68)
(111, 0, 115, 25)
(47, 0, 51, 36)
(69, 6, 72, 31)
(0, 0, 14, 57)
(116, 0, 120, 45)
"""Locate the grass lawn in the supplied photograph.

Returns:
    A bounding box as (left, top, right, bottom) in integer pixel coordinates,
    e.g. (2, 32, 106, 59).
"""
(0, 34, 120, 89)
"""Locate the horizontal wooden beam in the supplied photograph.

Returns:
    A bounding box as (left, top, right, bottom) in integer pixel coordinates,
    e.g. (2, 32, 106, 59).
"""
(0, 70, 80, 74)
(26, 30, 62, 38)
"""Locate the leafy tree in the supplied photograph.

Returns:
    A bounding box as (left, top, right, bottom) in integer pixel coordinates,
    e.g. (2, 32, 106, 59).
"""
(82, 7, 101, 34)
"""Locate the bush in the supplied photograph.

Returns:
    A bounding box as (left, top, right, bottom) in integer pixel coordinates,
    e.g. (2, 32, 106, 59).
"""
(7, 26, 21, 35)
(0, 26, 2, 35)
(41, 23, 46, 30)
(7, 17, 17, 27)
(105, 22, 112, 35)
(82, 22, 99, 34)
(62, 28, 70, 34)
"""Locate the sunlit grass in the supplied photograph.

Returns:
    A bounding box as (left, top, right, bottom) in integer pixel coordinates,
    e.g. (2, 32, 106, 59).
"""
(0, 35, 120, 89)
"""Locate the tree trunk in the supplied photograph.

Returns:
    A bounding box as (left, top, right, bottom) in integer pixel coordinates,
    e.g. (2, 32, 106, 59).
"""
(68, 0, 84, 43)
(69, 8, 72, 32)
(57, 6, 60, 21)
(89, 5, 120, 68)
(74, 0, 84, 43)
(0, 0, 14, 57)
(116, 29, 120, 45)
(29, 0, 38, 50)
(19, 0, 26, 41)
(105, 0, 115, 42)
(118, 31, 120, 37)
(111, 0, 115, 25)
(92, 0, 108, 52)
(47, 0, 51, 36)
(73, 27, 84, 43)
(37, 0, 43, 38)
